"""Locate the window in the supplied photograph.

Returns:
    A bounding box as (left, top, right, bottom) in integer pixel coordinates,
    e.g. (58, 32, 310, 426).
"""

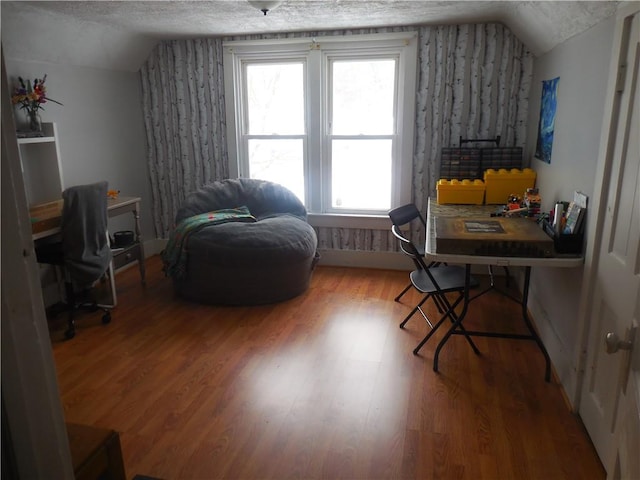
(245, 62, 305, 200)
(224, 33, 417, 222)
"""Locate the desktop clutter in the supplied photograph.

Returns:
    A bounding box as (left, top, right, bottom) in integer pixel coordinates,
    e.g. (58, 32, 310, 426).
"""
(541, 192, 587, 254)
(436, 168, 586, 255)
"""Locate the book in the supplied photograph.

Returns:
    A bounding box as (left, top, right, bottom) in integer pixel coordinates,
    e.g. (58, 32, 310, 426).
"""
(563, 202, 583, 234)
(573, 207, 586, 234)
(562, 191, 588, 235)
(573, 191, 588, 209)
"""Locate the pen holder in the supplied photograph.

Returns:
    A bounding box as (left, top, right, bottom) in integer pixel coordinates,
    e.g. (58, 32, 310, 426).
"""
(542, 220, 584, 254)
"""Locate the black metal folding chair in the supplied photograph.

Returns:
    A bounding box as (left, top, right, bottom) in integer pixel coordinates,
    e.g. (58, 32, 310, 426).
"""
(388, 203, 435, 302)
(391, 224, 480, 356)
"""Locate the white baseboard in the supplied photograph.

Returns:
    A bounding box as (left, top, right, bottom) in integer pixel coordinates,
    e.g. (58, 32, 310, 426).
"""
(528, 286, 577, 409)
(144, 240, 515, 278)
(146, 241, 413, 270)
(317, 249, 411, 270)
(144, 238, 167, 257)
(141, 238, 523, 275)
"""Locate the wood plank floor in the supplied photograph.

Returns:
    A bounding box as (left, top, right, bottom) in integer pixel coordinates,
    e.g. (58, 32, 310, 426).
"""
(50, 256, 604, 480)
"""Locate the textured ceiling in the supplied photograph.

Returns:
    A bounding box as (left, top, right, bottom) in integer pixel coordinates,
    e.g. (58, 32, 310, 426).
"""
(1, 1, 620, 72)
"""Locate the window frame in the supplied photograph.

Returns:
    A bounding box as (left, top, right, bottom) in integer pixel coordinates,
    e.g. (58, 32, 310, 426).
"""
(223, 32, 417, 228)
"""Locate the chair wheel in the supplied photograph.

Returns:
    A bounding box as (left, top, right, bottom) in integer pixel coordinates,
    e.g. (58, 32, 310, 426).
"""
(102, 312, 111, 324)
(64, 328, 76, 340)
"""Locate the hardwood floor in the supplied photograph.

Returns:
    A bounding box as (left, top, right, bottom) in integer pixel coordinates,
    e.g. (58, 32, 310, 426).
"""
(51, 256, 604, 480)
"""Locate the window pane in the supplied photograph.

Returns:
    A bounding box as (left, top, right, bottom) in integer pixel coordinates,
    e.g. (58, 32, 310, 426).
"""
(331, 139, 392, 210)
(248, 139, 305, 202)
(246, 63, 304, 135)
(332, 59, 396, 135)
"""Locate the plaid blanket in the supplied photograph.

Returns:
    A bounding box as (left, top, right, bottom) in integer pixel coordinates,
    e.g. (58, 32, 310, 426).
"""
(162, 206, 256, 278)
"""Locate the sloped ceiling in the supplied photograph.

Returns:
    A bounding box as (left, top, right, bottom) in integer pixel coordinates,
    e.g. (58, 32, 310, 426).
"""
(1, 1, 620, 72)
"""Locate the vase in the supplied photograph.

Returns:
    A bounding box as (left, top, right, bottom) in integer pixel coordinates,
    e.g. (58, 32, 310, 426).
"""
(26, 110, 43, 134)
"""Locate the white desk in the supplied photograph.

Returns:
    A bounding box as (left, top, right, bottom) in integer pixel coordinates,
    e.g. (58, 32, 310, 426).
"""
(425, 199, 583, 381)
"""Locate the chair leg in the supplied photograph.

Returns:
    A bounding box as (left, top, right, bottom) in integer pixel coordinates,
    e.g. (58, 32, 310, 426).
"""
(399, 291, 449, 328)
(98, 264, 116, 323)
(399, 294, 432, 328)
(413, 313, 448, 355)
(431, 292, 447, 314)
(394, 282, 413, 302)
(488, 265, 512, 288)
(412, 300, 462, 355)
(416, 305, 435, 329)
(63, 281, 76, 340)
(488, 265, 497, 287)
(413, 293, 480, 356)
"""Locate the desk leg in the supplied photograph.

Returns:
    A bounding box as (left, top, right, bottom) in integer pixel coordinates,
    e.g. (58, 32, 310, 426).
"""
(433, 264, 480, 372)
(132, 206, 146, 285)
(521, 266, 551, 382)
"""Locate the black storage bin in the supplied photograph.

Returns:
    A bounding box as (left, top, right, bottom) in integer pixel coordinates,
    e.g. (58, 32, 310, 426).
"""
(113, 230, 135, 248)
(543, 220, 584, 254)
(440, 148, 482, 179)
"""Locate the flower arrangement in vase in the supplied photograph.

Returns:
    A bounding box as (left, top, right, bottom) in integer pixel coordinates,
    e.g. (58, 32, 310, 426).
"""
(11, 75, 63, 137)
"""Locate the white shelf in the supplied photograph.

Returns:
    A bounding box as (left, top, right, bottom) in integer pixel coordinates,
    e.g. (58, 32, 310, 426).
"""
(17, 122, 64, 206)
(17, 136, 56, 145)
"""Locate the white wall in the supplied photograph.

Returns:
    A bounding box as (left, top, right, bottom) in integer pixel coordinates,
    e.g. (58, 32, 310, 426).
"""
(524, 16, 615, 400)
(4, 59, 155, 243)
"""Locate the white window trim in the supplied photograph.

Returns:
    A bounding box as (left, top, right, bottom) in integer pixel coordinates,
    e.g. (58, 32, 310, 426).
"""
(223, 32, 417, 229)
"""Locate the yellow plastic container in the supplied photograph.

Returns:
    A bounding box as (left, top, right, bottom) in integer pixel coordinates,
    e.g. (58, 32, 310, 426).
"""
(483, 168, 537, 204)
(436, 179, 485, 205)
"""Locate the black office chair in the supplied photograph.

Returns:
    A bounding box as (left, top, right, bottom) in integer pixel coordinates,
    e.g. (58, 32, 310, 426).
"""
(391, 224, 480, 356)
(36, 181, 115, 339)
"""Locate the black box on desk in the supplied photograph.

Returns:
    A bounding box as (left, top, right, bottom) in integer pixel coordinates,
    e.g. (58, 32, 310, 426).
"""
(542, 220, 584, 254)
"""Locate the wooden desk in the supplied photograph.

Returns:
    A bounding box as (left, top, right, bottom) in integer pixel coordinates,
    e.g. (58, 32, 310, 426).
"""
(30, 195, 146, 284)
(66, 423, 126, 480)
(425, 198, 583, 381)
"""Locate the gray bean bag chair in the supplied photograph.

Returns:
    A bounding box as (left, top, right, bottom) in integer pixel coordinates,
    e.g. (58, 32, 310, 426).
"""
(167, 178, 319, 305)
